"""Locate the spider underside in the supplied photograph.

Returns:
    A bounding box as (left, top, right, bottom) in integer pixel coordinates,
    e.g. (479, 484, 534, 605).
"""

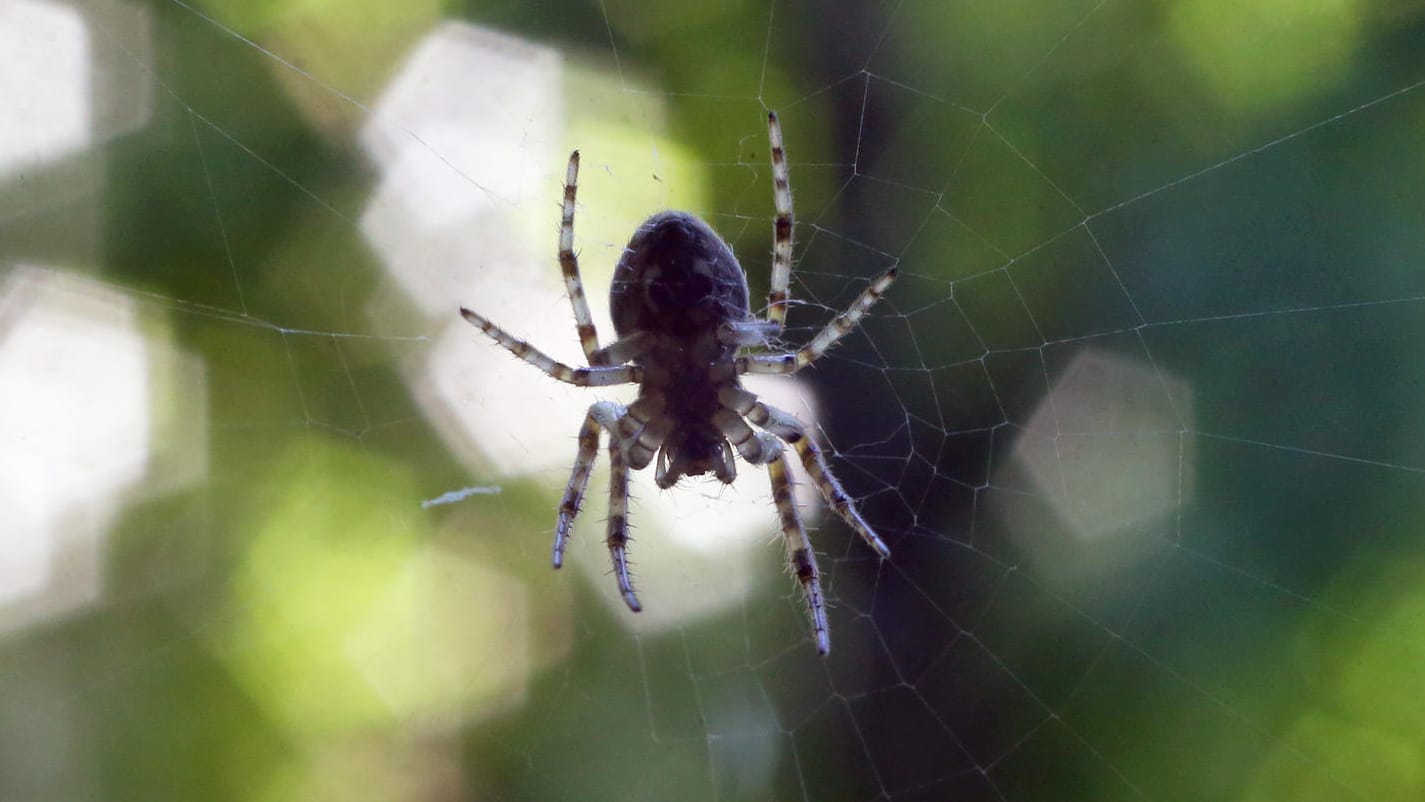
(460, 112, 897, 655)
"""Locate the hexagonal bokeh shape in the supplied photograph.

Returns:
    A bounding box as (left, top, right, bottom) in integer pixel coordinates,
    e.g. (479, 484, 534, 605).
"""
(0, 0, 151, 182)
(0, 0, 90, 179)
(0, 266, 207, 632)
(997, 347, 1195, 581)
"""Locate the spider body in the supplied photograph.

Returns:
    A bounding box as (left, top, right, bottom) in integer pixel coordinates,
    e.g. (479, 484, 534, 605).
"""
(611, 210, 750, 342)
(460, 113, 897, 654)
(612, 211, 761, 485)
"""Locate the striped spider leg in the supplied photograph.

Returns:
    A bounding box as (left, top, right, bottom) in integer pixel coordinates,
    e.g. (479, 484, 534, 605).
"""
(706, 379, 887, 656)
(710, 384, 891, 655)
(460, 152, 665, 611)
(550, 391, 673, 612)
(739, 267, 899, 376)
(759, 110, 898, 370)
(710, 426, 834, 655)
(718, 386, 890, 558)
(559, 150, 647, 368)
(729, 271, 897, 652)
(457, 308, 655, 607)
(766, 111, 794, 332)
(696, 113, 896, 650)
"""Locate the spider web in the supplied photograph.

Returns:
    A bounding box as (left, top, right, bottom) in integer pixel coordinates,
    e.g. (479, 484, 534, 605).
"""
(3, 0, 1425, 800)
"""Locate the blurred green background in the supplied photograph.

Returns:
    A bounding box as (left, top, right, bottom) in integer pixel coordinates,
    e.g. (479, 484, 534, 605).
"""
(4, 0, 1425, 800)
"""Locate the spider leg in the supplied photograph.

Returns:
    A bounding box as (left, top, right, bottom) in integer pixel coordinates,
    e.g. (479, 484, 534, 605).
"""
(553, 401, 626, 569)
(592, 331, 651, 367)
(719, 388, 891, 558)
(765, 111, 794, 332)
(737, 266, 898, 376)
(792, 267, 898, 371)
(559, 151, 606, 365)
(711, 407, 779, 465)
(615, 392, 672, 471)
(768, 443, 831, 655)
(460, 308, 640, 386)
(606, 434, 642, 612)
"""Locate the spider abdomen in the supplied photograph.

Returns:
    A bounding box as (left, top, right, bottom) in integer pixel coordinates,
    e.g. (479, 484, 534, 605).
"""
(611, 211, 752, 343)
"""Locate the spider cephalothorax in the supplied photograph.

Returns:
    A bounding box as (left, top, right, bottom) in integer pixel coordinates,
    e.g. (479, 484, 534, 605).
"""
(460, 113, 897, 654)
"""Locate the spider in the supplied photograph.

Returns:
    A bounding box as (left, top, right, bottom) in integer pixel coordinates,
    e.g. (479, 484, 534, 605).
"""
(460, 112, 896, 654)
